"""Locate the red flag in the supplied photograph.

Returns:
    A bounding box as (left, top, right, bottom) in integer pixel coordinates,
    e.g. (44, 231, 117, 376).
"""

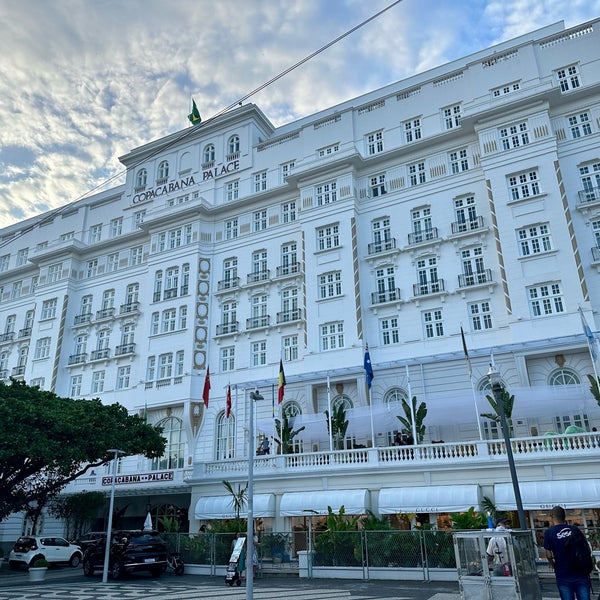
(277, 359, 286, 404)
(226, 384, 232, 418)
(202, 367, 211, 408)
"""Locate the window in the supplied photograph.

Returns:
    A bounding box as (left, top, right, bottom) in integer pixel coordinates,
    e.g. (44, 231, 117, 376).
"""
(107, 253, 119, 272)
(47, 263, 63, 283)
(150, 312, 159, 335)
(175, 350, 184, 376)
(216, 412, 235, 460)
(460, 247, 487, 285)
(316, 181, 337, 205)
(409, 161, 426, 186)
(254, 171, 267, 193)
(34, 337, 51, 360)
(320, 322, 344, 351)
(120, 324, 135, 347)
(222, 258, 238, 287)
(135, 169, 147, 189)
(158, 353, 173, 379)
(500, 122, 529, 150)
(130, 246, 143, 266)
(157, 160, 169, 181)
(450, 149, 469, 174)
(250, 294, 268, 327)
(508, 170, 540, 200)
(203, 144, 215, 164)
(153, 271, 163, 302)
(152, 417, 185, 470)
(454, 196, 477, 232)
(568, 112, 592, 138)
(281, 160, 295, 182)
(23, 310, 34, 330)
(283, 334, 298, 361)
(146, 356, 156, 381)
(225, 218, 238, 239)
(221, 346, 235, 372)
(96, 329, 110, 352)
(375, 267, 397, 302)
(411, 207, 433, 242)
(101, 289, 115, 310)
(87, 259, 98, 278)
(557, 65, 580, 92)
(228, 135, 240, 155)
(381, 317, 400, 345)
(80, 295, 92, 317)
(126, 283, 139, 306)
(164, 266, 179, 299)
(318, 144, 339, 158)
(372, 218, 392, 252)
(5, 315, 15, 334)
(366, 131, 384, 155)
(178, 306, 187, 329)
(0, 255, 9, 272)
(550, 369, 580, 386)
(70, 375, 82, 397)
(404, 118, 421, 143)
(90, 224, 102, 243)
(251, 340, 267, 366)
(109, 217, 123, 237)
(16, 248, 29, 266)
(492, 82, 520, 97)
(317, 224, 340, 251)
(370, 174, 386, 197)
(251, 250, 267, 278)
(41, 298, 57, 320)
(528, 283, 564, 316)
(181, 264, 190, 295)
(116, 366, 131, 390)
(162, 308, 177, 333)
(281, 242, 297, 274)
(226, 180, 239, 201)
(134, 210, 145, 229)
(416, 257, 440, 294)
(282, 201, 296, 223)
(91, 371, 105, 394)
(469, 301, 493, 330)
(443, 104, 462, 129)
(253, 210, 267, 232)
(221, 302, 237, 333)
(517, 224, 552, 256)
(423, 309, 444, 338)
(11, 281, 21, 299)
(554, 412, 590, 434)
(319, 271, 342, 299)
(281, 288, 298, 321)
(579, 162, 600, 201)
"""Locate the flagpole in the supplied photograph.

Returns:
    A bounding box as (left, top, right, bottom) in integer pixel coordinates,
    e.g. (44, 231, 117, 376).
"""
(579, 306, 600, 383)
(327, 373, 333, 452)
(367, 386, 376, 449)
(471, 379, 484, 441)
(405, 365, 418, 445)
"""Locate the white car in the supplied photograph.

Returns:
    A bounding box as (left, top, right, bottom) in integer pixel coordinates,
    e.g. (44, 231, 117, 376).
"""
(8, 536, 83, 569)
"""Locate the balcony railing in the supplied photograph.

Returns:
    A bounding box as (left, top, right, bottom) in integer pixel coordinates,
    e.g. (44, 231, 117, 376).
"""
(246, 315, 270, 330)
(68, 353, 87, 365)
(119, 302, 140, 315)
(578, 186, 600, 204)
(95, 307, 115, 320)
(451, 216, 484, 234)
(74, 313, 92, 325)
(408, 228, 439, 245)
(458, 269, 492, 288)
(592, 247, 600, 262)
(90, 348, 110, 361)
(0, 332, 15, 343)
(367, 238, 397, 255)
(413, 279, 445, 296)
(17, 327, 32, 338)
(115, 343, 136, 356)
(371, 288, 401, 304)
(216, 322, 239, 336)
(11, 365, 26, 376)
(246, 270, 270, 285)
(275, 263, 301, 278)
(276, 308, 304, 324)
(217, 277, 240, 292)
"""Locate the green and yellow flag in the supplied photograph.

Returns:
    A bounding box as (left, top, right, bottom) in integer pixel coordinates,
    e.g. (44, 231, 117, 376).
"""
(188, 99, 201, 125)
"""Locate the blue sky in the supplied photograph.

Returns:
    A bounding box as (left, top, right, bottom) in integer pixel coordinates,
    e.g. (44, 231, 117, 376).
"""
(0, 0, 599, 227)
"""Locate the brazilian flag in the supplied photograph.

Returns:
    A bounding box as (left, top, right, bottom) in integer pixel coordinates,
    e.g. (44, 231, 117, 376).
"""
(188, 99, 201, 125)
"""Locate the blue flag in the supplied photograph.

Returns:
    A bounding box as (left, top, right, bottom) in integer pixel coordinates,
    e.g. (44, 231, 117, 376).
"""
(364, 344, 374, 389)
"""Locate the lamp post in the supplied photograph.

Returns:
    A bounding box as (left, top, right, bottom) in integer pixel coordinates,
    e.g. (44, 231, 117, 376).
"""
(102, 448, 125, 584)
(487, 365, 527, 530)
(246, 389, 263, 600)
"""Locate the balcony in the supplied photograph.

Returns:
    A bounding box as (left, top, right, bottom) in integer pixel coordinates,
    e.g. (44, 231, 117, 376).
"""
(451, 216, 484, 235)
(458, 269, 492, 288)
(216, 277, 240, 293)
(371, 288, 402, 305)
(367, 238, 397, 256)
(276, 308, 304, 324)
(0, 332, 15, 344)
(119, 302, 140, 315)
(95, 307, 115, 321)
(408, 228, 439, 246)
(17, 327, 32, 339)
(216, 322, 240, 336)
(11, 365, 26, 377)
(275, 263, 301, 278)
(246, 270, 270, 285)
(578, 185, 600, 205)
(90, 348, 110, 361)
(413, 279, 445, 297)
(74, 313, 92, 326)
(68, 353, 87, 366)
(163, 288, 178, 299)
(115, 343, 136, 356)
(246, 315, 270, 330)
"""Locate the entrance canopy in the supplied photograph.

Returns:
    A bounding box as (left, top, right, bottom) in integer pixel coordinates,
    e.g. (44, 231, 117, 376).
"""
(195, 494, 275, 519)
(378, 485, 481, 514)
(279, 489, 369, 516)
(494, 480, 600, 510)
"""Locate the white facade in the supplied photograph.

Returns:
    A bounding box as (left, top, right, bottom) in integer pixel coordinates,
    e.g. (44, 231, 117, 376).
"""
(2, 18, 600, 538)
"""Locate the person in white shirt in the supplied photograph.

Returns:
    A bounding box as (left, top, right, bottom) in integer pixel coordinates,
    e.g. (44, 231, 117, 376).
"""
(487, 516, 511, 575)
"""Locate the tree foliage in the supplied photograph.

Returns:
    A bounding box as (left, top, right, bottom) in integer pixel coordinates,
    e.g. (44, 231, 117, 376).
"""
(0, 379, 166, 523)
(274, 412, 305, 454)
(481, 387, 515, 425)
(325, 403, 349, 449)
(48, 491, 106, 540)
(222, 479, 248, 524)
(397, 396, 427, 443)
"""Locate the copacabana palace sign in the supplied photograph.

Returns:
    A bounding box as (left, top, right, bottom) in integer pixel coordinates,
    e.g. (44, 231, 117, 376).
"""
(132, 159, 240, 204)
(102, 471, 174, 486)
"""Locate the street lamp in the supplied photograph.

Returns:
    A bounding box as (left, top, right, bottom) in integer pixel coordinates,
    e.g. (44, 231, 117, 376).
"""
(102, 448, 125, 584)
(487, 365, 527, 530)
(246, 389, 263, 600)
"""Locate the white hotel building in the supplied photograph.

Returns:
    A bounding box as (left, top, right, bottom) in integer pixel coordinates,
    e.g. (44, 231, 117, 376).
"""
(2, 18, 600, 541)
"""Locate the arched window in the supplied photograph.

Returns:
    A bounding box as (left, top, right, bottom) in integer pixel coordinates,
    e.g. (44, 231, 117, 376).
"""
(157, 160, 169, 181)
(383, 387, 407, 408)
(203, 144, 215, 164)
(135, 169, 147, 189)
(283, 401, 302, 418)
(332, 394, 353, 410)
(151, 417, 185, 470)
(549, 368, 580, 386)
(228, 135, 240, 155)
(216, 411, 235, 460)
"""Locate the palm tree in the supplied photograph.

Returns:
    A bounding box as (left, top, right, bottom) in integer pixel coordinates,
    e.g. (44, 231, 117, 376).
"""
(222, 480, 248, 523)
(481, 387, 515, 435)
(325, 403, 349, 450)
(396, 396, 427, 443)
(274, 412, 305, 454)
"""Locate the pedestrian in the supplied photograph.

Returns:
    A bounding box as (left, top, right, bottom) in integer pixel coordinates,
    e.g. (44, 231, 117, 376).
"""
(544, 505, 593, 600)
(486, 516, 511, 576)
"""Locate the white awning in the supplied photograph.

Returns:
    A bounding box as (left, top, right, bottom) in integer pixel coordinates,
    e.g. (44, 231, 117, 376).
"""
(494, 480, 600, 510)
(378, 485, 481, 514)
(279, 489, 369, 516)
(195, 494, 275, 519)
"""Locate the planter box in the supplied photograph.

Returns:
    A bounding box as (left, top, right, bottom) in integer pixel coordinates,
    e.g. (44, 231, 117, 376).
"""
(28, 567, 47, 582)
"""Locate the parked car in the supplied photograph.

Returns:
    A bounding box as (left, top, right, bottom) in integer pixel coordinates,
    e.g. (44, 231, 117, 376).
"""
(8, 536, 83, 569)
(82, 530, 168, 579)
(75, 531, 106, 552)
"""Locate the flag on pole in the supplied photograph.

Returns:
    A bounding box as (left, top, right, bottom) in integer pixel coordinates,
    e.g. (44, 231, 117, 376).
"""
(188, 99, 201, 125)
(202, 366, 211, 408)
(226, 384, 232, 418)
(278, 359, 286, 404)
(579, 306, 598, 361)
(364, 344, 374, 388)
(460, 326, 473, 379)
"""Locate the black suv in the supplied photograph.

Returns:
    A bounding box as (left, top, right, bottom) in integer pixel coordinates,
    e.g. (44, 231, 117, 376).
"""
(82, 530, 168, 579)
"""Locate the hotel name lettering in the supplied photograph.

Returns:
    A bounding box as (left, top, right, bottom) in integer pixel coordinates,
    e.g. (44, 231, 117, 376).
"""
(132, 159, 240, 204)
(102, 471, 174, 486)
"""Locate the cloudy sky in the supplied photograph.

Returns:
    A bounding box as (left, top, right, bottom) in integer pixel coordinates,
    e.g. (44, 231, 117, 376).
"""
(0, 0, 599, 228)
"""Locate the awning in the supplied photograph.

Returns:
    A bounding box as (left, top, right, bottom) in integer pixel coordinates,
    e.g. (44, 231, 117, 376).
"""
(494, 480, 600, 510)
(279, 489, 369, 516)
(195, 494, 275, 519)
(378, 485, 481, 514)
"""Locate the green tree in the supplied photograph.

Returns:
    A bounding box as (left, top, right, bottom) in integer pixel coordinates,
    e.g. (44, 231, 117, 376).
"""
(450, 506, 487, 529)
(48, 491, 106, 540)
(222, 480, 248, 524)
(397, 396, 427, 443)
(325, 403, 349, 450)
(274, 412, 305, 454)
(481, 386, 515, 434)
(0, 379, 166, 524)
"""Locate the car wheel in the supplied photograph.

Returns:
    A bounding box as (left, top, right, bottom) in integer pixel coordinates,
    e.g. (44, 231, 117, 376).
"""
(69, 552, 82, 568)
(82, 558, 95, 577)
(150, 565, 162, 577)
(28, 554, 45, 569)
(110, 559, 124, 580)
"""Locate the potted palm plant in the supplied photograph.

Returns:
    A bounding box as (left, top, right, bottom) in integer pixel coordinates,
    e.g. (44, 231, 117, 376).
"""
(29, 557, 49, 582)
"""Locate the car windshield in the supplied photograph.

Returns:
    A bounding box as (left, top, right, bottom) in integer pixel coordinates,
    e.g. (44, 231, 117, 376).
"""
(129, 532, 163, 544)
